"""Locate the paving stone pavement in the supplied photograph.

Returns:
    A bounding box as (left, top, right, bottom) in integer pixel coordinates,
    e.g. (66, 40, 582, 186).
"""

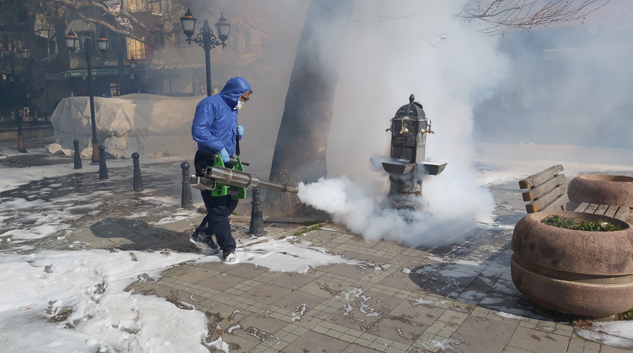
(1, 152, 632, 353)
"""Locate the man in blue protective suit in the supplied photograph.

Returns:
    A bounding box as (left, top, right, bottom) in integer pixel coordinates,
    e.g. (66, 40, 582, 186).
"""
(190, 77, 252, 264)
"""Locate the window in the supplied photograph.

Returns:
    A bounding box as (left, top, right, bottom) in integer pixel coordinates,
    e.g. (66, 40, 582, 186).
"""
(127, 38, 145, 60)
(110, 83, 120, 96)
(146, 0, 161, 12)
(126, 0, 161, 13)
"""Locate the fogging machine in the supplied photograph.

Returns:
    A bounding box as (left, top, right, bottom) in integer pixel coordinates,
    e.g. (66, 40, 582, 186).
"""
(189, 154, 298, 199)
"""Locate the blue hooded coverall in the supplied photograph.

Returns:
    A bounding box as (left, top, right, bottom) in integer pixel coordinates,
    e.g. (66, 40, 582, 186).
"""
(192, 77, 252, 253)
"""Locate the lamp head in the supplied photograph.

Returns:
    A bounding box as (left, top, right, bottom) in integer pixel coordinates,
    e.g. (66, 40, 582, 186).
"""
(96, 31, 110, 55)
(215, 13, 230, 44)
(181, 9, 197, 39)
(66, 30, 79, 54)
(18, 47, 30, 60)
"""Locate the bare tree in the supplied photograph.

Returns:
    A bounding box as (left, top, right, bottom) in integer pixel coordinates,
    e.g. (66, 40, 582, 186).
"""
(53, 0, 160, 44)
(0, 0, 182, 68)
(459, 0, 611, 34)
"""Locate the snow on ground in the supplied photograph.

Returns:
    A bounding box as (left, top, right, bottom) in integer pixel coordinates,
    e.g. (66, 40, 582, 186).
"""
(0, 190, 96, 242)
(576, 321, 633, 349)
(193, 235, 357, 275)
(0, 187, 139, 244)
(2, 142, 633, 351)
(0, 153, 194, 194)
(0, 250, 207, 353)
(0, 237, 356, 353)
(0, 166, 201, 247)
(0, 162, 85, 194)
(227, 236, 357, 273)
(0, 154, 356, 352)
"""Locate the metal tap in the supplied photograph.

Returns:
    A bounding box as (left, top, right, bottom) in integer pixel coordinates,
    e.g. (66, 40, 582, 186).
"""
(399, 124, 409, 135)
(420, 120, 434, 135)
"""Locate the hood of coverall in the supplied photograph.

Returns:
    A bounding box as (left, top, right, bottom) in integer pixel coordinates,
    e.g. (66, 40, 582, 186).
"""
(219, 77, 252, 109)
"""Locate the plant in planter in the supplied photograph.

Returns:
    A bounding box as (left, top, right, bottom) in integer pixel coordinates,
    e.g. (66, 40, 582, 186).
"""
(542, 215, 623, 232)
(511, 211, 633, 318)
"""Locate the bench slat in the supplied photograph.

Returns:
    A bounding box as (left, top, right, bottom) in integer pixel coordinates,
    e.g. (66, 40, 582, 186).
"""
(614, 207, 631, 221)
(525, 186, 566, 213)
(519, 165, 564, 189)
(604, 205, 618, 218)
(594, 204, 609, 216)
(522, 174, 566, 201)
(574, 202, 590, 212)
(540, 193, 569, 212)
(585, 203, 600, 214)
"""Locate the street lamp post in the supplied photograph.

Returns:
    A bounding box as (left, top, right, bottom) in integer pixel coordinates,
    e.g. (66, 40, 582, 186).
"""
(10, 36, 29, 153)
(180, 9, 230, 97)
(66, 30, 109, 164)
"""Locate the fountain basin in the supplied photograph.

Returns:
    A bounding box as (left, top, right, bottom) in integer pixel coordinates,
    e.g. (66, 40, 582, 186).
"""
(380, 158, 415, 175)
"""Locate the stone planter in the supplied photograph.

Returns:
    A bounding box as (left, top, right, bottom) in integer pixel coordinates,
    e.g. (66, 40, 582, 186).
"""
(511, 211, 633, 318)
(568, 174, 633, 209)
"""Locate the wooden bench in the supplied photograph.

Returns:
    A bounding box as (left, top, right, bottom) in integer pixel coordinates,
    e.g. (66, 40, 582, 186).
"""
(519, 165, 568, 213)
(519, 165, 630, 221)
(573, 202, 630, 222)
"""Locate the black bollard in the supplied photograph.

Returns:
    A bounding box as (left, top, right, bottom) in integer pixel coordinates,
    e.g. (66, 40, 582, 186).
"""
(248, 187, 267, 237)
(98, 146, 108, 180)
(132, 152, 144, 192)
(181, 162, 193, 209)
(73, 140, 82, 170)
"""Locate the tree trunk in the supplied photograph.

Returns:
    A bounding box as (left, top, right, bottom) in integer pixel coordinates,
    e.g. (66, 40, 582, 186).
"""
(265, 0, 355, 216)
(49, 15, 69, 72)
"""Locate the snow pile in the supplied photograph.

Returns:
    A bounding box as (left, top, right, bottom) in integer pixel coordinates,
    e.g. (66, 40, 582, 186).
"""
(0, 237, 356, 352)
(49, 94, 202, 159)
(228, 236, 357, 273)
(0, 250, 207, 353)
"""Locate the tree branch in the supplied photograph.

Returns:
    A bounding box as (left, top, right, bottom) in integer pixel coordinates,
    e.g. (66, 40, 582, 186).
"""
(458, 0, 612, 34)
(53, 0, 151, 45)
(78, 10, 150, 45)
(55, 0, 150, 32)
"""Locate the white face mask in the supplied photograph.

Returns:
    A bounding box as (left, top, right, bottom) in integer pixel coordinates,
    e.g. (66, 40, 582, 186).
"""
(237, 100, 244, 110)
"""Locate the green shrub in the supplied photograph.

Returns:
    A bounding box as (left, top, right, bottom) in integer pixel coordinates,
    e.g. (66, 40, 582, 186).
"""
(620, 308, 633, 320)
(542, 215, 622, 231)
